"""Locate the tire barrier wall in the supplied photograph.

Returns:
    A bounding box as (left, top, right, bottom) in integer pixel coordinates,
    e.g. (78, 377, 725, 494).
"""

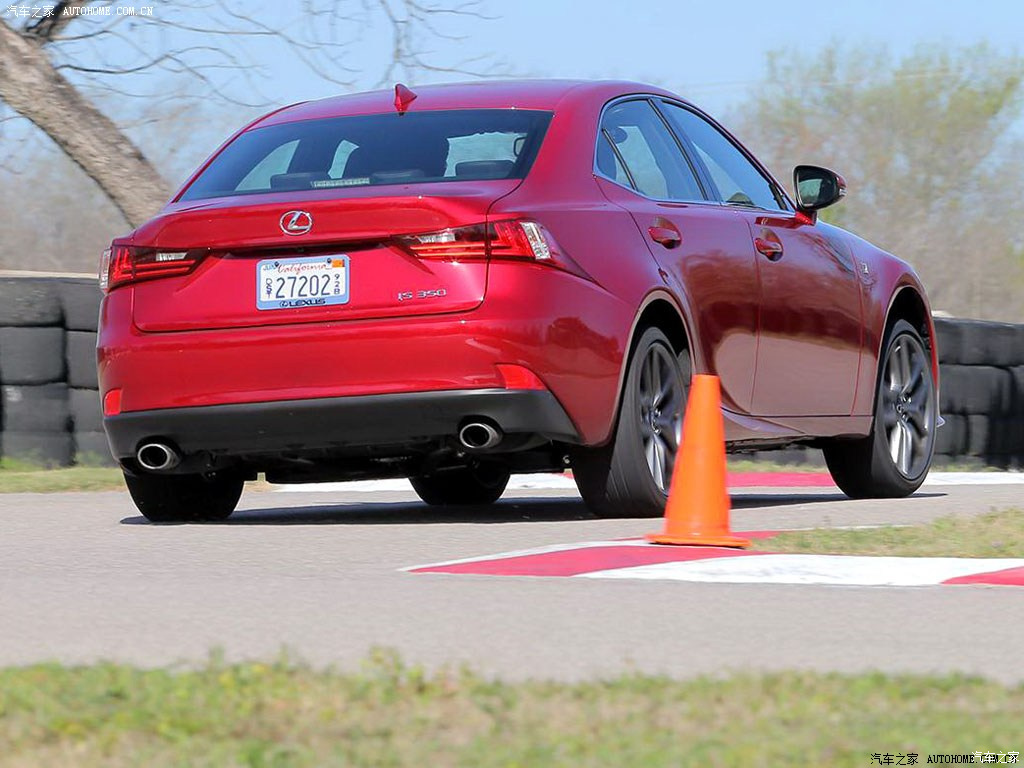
(0, 277, 1020, 469)
(0, 277, 108, 467)
(931, 318, 1024, 469)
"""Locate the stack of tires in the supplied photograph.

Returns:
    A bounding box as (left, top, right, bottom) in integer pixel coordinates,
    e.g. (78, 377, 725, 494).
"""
(0, 277, 110, 467)
(61, 279, 111, 465)
(933, 318, 1024, 468)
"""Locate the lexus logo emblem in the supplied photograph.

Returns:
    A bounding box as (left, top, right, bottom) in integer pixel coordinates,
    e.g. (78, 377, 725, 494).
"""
(280, 210, 313, 235)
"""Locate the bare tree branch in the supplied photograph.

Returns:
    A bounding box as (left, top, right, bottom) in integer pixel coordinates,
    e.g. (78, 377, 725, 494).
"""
(23, 0, 90, 41)
(0, 18, 169, 225)
(0, 0, 500, 233)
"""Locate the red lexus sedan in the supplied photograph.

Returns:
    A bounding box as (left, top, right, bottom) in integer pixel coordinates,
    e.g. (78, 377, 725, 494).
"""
(98, 79, 938, 522)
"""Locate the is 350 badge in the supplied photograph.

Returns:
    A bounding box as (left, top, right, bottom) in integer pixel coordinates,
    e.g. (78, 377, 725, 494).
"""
(397, 288, 448, 302)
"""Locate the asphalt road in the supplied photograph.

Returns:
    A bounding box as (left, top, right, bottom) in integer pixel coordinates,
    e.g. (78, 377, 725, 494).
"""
(2, 480, 1023, 681)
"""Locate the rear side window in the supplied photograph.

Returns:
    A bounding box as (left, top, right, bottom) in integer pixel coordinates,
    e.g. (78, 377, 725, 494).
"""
(180, 109, 553, 201)
(597, 100, 704, 202)
(658, 102, 785, 211)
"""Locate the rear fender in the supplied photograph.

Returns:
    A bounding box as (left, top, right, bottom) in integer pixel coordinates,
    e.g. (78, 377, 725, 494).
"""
(597, 289, 696, 447)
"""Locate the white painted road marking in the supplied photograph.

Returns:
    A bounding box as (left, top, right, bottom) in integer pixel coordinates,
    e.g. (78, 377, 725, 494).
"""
(576, 554, 1024, 587)
(275, 471, 1024, 493)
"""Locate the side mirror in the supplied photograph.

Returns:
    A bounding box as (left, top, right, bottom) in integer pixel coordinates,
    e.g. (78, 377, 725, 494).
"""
(793, 165, 846, 212)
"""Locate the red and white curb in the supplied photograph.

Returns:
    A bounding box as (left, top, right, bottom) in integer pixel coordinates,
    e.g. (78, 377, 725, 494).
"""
(405, 538, 1024, 587)
(276, 471, 1024, 493)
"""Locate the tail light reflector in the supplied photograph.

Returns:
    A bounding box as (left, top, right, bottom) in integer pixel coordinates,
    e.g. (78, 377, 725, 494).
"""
(100, 242, 206, 292)
(495, 364, 547, 390)
(102, 388, 122, 417)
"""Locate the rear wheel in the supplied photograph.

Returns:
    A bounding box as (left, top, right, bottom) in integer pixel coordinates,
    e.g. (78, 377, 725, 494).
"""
(824, 319, 937, 498)
(573, 327, 689, 517)
(410, 462, 511, 506)
(125, 471, 244, 523)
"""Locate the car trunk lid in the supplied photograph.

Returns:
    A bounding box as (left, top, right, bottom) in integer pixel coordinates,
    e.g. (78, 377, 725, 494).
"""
(130, 182, 517, 332)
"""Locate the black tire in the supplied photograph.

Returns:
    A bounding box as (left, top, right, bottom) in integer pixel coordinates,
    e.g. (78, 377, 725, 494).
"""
(941, 364, 1013, 415)
(937, 364, 967, 414)
(0, 327, 65, 384)
(933, 413, 967, 456)
(824, 319, 937, 498)
(572, 327, 689, 517)
(66, 331, 99, 389)
(933, 318, 963, 365)
(56, 279, 101, 332)
(409, 462, 510, 506)
(2, 383, 71, 432)
(966, 414, 997, 459)
(956, 319, 1020, 367)
(124, 471, 244, 523)
(70, 388, 103, 432)
(1012, 365, 1024, 415)
(0, 279, 63, 327)
(1, 431, 74, 467)
(73, 431, 115, 466)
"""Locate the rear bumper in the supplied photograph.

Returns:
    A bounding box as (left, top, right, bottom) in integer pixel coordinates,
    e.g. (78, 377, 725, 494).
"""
(98, 263, 634, 445)
(103, 388, 579, 460)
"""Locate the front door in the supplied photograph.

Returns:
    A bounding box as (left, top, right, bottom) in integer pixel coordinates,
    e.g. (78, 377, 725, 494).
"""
(656, 100, 862, 418)
(743, 212, 863, 416)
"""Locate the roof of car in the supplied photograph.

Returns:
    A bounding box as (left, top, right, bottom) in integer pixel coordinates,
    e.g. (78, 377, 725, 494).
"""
(254, 79, 678, 127)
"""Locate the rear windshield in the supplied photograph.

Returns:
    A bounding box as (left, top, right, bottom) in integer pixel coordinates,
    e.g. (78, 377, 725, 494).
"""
(179, 109, 553, 201)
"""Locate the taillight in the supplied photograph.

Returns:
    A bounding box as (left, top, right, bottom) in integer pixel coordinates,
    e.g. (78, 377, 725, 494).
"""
(396, 223, 491, 260)
(100, 243, 206, 292)
(395, 219, 589, 278)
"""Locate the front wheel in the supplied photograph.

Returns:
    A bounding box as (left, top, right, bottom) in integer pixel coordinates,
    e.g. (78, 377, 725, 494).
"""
(124, 471, 244, 523)
(824, 319, 937, 498)
(410, 462, 511, 506)
(572, 327, 689, 517)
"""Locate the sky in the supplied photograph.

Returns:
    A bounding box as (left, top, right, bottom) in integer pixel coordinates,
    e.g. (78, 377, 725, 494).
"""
(2, 0, 1023, 179)
(255, 0, 1024, 117)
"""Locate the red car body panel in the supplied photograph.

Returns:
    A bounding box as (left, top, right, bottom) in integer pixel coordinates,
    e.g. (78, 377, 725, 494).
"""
(100, 259, 626, 444)
(98, 79, 935, 468)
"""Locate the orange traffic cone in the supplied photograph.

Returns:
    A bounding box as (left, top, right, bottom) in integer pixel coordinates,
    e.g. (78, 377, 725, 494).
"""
(646, 374, 750, 548)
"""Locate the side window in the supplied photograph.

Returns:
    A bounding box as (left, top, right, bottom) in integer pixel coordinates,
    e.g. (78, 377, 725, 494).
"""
(328, 140, 358, 179)
(445, 132, 519, 175)
(596, 134, 630, 186)
(597, 100, 704, 202)
(659, 102, 784, 211)
(236, 140, 299, 191)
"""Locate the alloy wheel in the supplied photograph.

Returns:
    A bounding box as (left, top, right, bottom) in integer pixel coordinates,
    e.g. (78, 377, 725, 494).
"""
(636, 343, 685, 491)
(881, 333, 936, 478)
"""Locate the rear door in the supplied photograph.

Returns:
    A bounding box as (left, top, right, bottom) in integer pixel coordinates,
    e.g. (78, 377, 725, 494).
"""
(657, 101, 863, 418)
(595, 99, 760, 414)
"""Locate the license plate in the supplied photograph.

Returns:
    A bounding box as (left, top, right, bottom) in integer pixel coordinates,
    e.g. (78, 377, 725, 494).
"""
(257, 255, 349, 311)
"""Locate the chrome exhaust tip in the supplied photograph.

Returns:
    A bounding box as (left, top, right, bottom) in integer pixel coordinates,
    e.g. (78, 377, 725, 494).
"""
(458, 421, 502, 450)
(136, 442, 181, 472)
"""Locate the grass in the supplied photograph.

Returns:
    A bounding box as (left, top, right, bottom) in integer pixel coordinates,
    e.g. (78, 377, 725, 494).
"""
(0, 651, 1021, 767)
(726, 457, 824, 472)
(0, 458, 123, 493)
(756, 509, 1024, 558)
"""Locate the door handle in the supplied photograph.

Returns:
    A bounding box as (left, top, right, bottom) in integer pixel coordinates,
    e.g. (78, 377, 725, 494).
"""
(649, 223, 682, 248)
(754, 237, 783, 260)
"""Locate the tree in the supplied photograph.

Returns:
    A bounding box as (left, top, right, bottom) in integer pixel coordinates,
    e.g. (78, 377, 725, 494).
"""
(730, 44, 1024, 322)
(0, 1, 491, 228)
